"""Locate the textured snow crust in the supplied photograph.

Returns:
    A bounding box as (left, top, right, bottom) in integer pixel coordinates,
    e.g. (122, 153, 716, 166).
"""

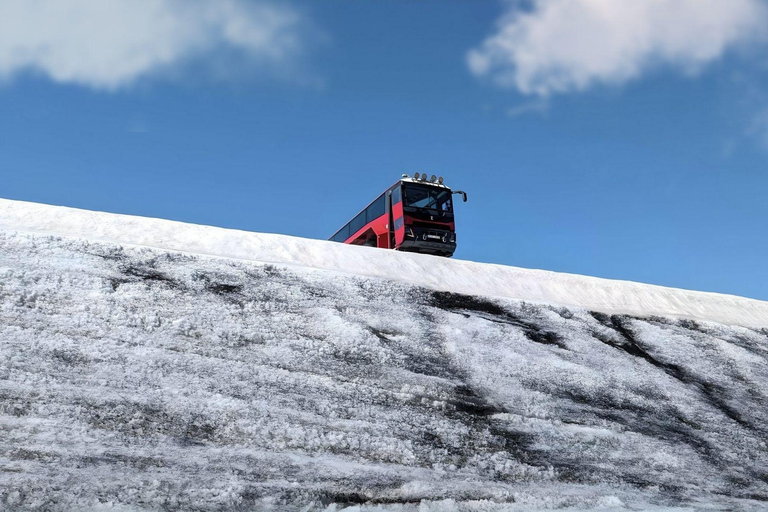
(1, 229, 768, 511)
(1, 197, 767, 328)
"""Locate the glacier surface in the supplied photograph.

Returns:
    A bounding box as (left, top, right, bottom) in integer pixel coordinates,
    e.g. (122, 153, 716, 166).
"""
(1, 199, 768, 510)
(1, 198, 767, 329)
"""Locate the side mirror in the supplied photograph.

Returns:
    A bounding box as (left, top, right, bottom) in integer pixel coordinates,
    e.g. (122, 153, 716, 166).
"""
(453, 190, 468, 202)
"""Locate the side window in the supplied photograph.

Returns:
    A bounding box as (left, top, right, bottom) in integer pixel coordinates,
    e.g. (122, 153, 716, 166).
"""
(335, 224, 350, 242)
(350, 211, 366, 234)
(367, 195, 385, 222)
(391, 185, 402, 204)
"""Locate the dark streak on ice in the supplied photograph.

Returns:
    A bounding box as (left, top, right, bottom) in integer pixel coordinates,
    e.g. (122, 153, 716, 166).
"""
(430, 291, 567, 349)
(590, 312, 756, 432)
(122, 264, 180, 288)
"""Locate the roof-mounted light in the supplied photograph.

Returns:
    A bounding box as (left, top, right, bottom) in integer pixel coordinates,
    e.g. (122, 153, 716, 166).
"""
(430, 175, 437, 183)
(421, 173, 427, 181)
(438, 176, 444, 185)
(413, 172, 420, 180)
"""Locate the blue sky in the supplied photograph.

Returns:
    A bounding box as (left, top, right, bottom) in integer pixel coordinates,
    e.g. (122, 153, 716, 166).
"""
(1, 0, 768, 301)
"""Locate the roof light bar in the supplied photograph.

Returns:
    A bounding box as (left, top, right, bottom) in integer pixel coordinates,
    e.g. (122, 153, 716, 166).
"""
(405, 173, 447, 184)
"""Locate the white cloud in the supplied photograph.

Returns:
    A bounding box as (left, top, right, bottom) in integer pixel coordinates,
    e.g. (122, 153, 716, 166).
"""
(468, 0, 768, 96)
(0, 0, 308, 90)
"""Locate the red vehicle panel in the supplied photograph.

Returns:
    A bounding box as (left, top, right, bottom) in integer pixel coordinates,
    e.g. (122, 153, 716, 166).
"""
(392, 196, 405, 248)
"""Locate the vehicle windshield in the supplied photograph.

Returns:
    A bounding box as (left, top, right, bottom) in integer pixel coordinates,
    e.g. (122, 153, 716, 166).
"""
(403, 184, 453, 212)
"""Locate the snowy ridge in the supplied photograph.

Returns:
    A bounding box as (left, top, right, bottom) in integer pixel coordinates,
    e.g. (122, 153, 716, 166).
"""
(1, 197, 767, 328)
(2, 200, 768, 509)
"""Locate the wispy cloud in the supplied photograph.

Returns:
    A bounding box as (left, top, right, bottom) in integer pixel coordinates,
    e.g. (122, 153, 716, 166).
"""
(468, 0, 768, 96)
(0, 0, 311, 90)
(506, 99, 549, 118)
(747, 107, 768, 150)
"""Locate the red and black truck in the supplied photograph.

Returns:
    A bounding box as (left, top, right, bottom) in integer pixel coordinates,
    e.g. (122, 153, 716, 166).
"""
(330, 174, 467, 257)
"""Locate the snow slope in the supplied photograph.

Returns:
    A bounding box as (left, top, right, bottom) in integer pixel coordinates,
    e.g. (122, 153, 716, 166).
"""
(0, 198, 766, 329)
(1, 199, 768, 510)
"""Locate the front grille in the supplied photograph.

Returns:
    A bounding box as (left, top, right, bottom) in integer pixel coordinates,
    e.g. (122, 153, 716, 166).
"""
(412, 226, 451, 244)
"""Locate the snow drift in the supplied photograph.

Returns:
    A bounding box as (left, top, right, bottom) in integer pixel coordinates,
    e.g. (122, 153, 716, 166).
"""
(1, 198, 767, 510)
(1, 198, 766, 329)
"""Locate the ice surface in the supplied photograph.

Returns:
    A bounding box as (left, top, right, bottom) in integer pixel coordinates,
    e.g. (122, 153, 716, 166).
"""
(1, 197, 766, 328)
(1, 200, 768, 510)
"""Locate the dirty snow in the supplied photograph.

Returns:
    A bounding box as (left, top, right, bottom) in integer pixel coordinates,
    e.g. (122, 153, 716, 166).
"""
(1, 200, 768, 510)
